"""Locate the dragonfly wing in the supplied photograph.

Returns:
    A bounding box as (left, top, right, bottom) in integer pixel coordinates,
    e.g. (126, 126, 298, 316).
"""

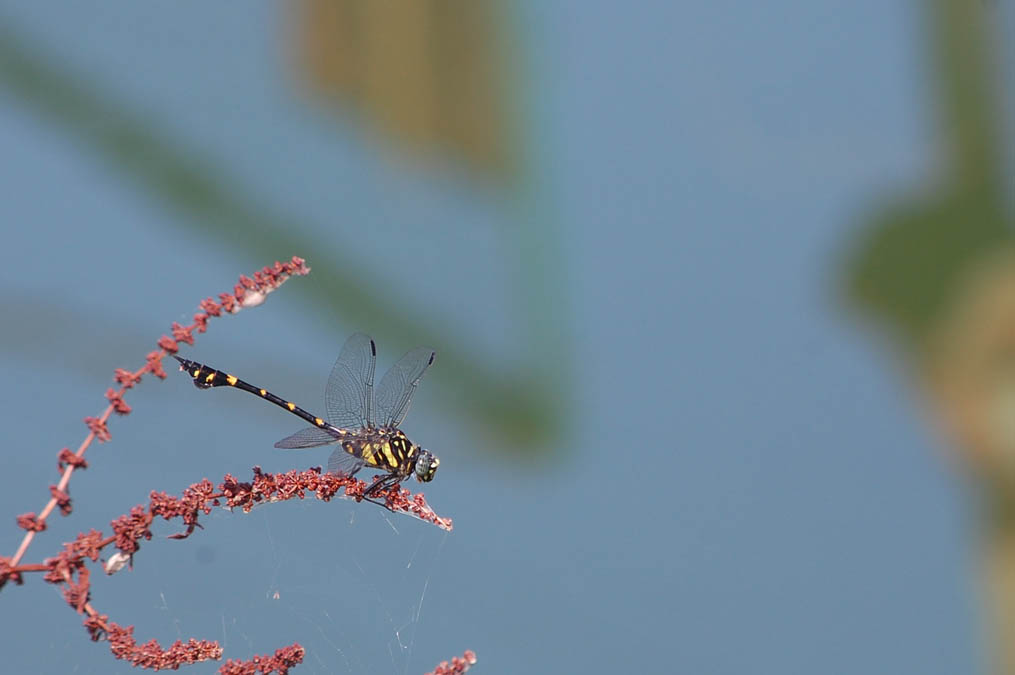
(327, 446, 365, 477)
(274, 427, 342, 449)
(374, 346, 436, 428)
(324, 333, 377, 429)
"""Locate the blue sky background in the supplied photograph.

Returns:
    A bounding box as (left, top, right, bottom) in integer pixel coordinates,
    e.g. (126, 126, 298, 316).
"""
(0, 2, 1005, 673)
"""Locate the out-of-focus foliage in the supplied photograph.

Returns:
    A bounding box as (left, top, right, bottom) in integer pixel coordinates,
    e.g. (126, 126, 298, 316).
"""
(847, 192, 1009, 348)
(292, 0, 516, 176)
(845, 0, 1009, 353)
(843, 2, 1014, 672)
(0, 10, 564, 455)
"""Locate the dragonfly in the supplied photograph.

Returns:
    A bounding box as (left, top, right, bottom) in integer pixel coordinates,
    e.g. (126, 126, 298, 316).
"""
(173, 333, 439, 500)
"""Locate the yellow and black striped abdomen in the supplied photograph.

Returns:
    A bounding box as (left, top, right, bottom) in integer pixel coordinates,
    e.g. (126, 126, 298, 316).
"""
(178, 360, 238, 390)
(173, 355, 345, 437)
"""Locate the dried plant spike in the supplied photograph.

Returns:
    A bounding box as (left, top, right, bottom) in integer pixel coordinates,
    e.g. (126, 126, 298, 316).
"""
(3, 255, 469, 672)
(218, 644, 305, 674)
(3, 257, 310, 588)
(99, 619, 223, 669)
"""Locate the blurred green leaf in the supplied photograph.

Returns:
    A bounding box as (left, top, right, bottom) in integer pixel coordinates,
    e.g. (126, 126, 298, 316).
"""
(843, 0, 1011, 350)
(0, 22, 564, 454)
(846, 191, 1010, 346)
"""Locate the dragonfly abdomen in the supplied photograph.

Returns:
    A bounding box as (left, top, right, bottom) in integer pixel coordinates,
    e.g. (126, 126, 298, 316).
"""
(173, 356, 345, 437)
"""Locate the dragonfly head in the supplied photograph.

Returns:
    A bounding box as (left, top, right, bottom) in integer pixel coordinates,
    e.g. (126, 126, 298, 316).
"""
(414, 449, 439, 483)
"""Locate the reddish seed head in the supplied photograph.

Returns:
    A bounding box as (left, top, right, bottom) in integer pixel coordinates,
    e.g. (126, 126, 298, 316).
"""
(83, 417, 111, 442)
(171, 321, 196, 346)
(49, 486, 72, 516)
(218, 292, 238, 313)
(425, 650, 477, 675)
(156, 335, 179, 353)
(104, 389, 131, 416)
(57, 448, 88, 472)
(16, 513, 45, 532)
(68, 530, 105, 562)
(110, 505, 153, 555)
(112, 368, 142, 388)
(219, 643, 305, 675)
(99, 619, 223, 669)
(199, 297, 223, 316)
(145, 351, 167, 379)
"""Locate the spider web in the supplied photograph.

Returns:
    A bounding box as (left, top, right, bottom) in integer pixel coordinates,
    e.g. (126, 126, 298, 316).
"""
(32, 478, 448, 674)
(220, 502, 448, 675)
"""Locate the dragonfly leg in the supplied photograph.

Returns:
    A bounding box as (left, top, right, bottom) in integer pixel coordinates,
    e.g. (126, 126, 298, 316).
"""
(361, 473, 404, 510)
(363, 473, 400, 497)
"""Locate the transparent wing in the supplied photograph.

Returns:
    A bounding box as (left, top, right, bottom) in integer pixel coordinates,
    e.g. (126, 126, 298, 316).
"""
(274, 427, 342, 449)
(327, 446, 365, 477)
(374, 346, 436, 428)
(324, 333, 377, 429)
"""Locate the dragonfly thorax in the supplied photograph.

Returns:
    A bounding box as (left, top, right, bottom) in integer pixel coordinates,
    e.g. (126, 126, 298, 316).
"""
(338, 428, 417, 477)
(340, 428, 437, 484)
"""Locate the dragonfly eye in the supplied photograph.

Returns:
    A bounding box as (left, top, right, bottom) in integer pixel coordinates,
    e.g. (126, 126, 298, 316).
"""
(414, 451, 439, 483)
